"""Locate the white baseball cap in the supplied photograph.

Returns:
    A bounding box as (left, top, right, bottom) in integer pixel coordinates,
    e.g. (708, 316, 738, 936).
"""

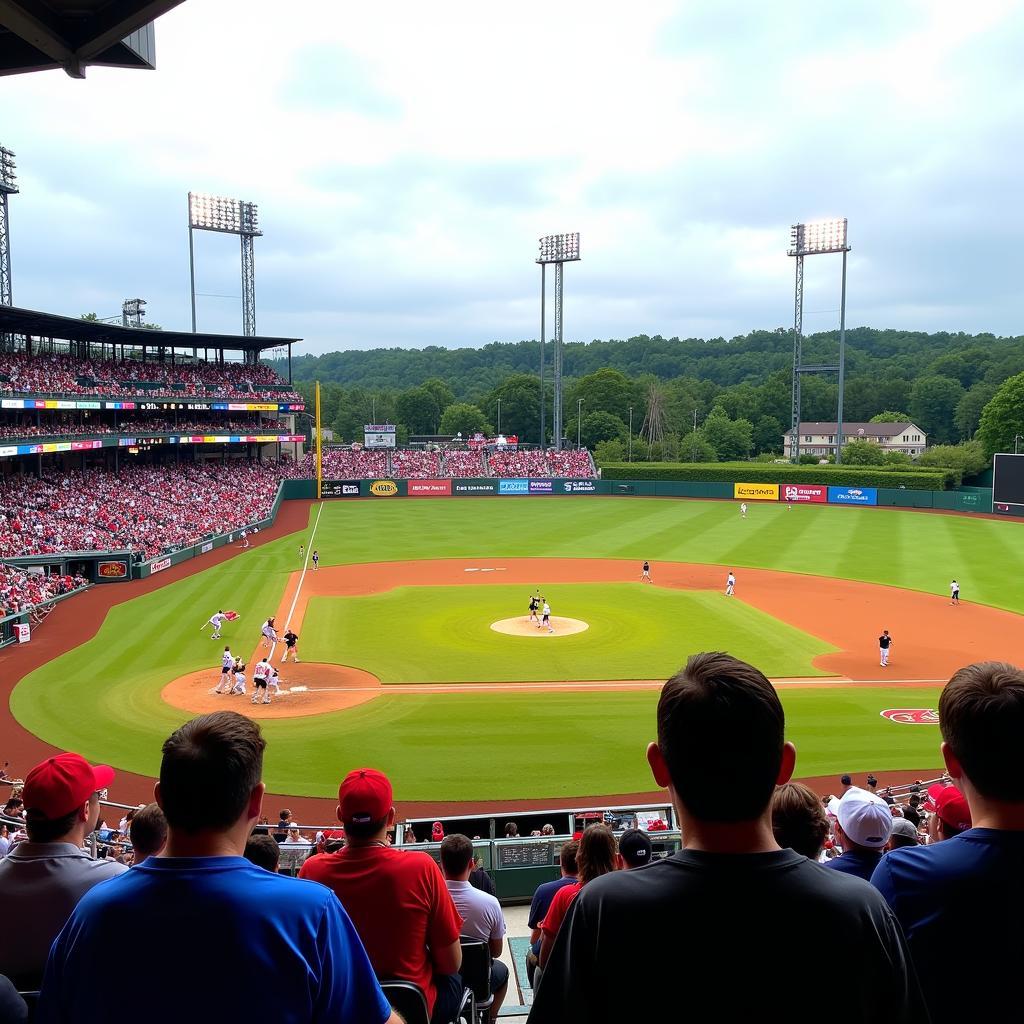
(836, 787, 892, 848)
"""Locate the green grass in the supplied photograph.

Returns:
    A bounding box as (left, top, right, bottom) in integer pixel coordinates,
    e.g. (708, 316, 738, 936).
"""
(10, 496, 1017, 800)
(300, 584, 835, 682)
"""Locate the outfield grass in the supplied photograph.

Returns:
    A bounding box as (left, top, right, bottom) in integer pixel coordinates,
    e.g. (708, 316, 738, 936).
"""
(301, 584, 836, 681)
(11, 496, 1017, 800)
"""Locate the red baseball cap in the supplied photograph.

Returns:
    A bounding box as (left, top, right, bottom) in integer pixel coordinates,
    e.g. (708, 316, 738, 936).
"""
(338, 769, 392, 826)
(23, 753, 115, 820)
(925, 784, 972, 831)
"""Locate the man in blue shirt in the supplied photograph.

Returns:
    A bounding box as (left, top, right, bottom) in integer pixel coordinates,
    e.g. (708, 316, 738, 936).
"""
(872, 660, 1024, 1024)
(525, 839, 578, 987)
(824, 786, 893, 880)
(38, 711, 399, 1024)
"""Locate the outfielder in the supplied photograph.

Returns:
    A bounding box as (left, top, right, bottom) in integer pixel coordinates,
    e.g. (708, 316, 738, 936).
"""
(201, 610, 228, 640)
(725, 571, 736, 596)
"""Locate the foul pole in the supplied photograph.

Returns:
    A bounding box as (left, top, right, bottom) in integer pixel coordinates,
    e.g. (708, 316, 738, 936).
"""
(315, 381, 323, 500)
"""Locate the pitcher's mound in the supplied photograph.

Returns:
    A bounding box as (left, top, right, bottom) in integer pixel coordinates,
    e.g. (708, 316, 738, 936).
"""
(490, 616, 589, 637)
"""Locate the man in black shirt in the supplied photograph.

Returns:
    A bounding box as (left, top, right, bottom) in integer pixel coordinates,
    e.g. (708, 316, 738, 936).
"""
(529, 652, 926, 1024)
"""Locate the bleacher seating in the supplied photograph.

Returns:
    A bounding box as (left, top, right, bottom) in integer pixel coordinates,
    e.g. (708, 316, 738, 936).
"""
(319, 449, 389, 479)
(0, 417, 288, 440)
(441, 451, 485, 477)
(547, 449, 594, 478)
(0, 563, 87, 615)
(389, 450, 441, 479)
(486, 450, 549, 478)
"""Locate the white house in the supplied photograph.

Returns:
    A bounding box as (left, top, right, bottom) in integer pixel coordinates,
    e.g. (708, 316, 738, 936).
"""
(782, 422, 927, 459)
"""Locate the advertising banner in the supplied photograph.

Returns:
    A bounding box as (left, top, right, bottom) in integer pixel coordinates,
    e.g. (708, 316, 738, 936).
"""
(150, 557, 172, 574)
(452, 479, 498, 495)
(97, 560, 128, 579)
(14, 623, 30, 644)
(528, 479, 554, 494)
(322, 480, 361, 498)
(369, 479, 399, 497)
(408, 479, 452, 497)
(498, 479, 529, 494)
(827, 486, 878, 505)
(200, 542, 214, 554)
(560, 479, 599, 493)
(779, 484, 827, 503)
(734, 482, 780, 501)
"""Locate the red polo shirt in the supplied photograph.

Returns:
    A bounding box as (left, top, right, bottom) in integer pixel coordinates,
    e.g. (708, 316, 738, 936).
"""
(540, 880, 582, 939)
(300, 844, 462, 1015)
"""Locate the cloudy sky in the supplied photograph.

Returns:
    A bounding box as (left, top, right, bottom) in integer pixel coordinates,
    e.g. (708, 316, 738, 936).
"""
(3, 0, 1022, 352)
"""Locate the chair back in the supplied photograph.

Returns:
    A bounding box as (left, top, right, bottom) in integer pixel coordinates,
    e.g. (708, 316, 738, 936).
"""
(379, 979, 429, 1024)
(459, 936, 492, 1004)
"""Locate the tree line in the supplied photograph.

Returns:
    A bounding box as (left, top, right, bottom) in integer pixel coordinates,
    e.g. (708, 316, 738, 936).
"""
(275, 326, 1024, 472)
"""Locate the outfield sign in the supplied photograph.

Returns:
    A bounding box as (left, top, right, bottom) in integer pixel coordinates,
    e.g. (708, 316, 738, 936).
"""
(529, 479, 554, 494)
(150, 556, 172, 574)
(780, 484, 827, 504)
(97, 560, 128, 578)
(408, 479, 452, 497)
(453, 479, 497, 495)
(14, 623, 30, 644)
(369, 479, 399, 496)
(498, 479, 529, 494)
(562, 479, 598, 493)
(322, 480, 361, 498)
(734, 482, 779, 501)
(828, 486, 878, 505)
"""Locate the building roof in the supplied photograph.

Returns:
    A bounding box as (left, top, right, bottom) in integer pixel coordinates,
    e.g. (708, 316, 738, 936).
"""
(784, 422, 917, 438)
(0, 0, 183, 77)
(0, 304, 300, 354)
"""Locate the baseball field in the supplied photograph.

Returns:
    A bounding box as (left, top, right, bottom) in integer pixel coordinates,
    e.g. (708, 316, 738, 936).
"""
(10, 496, 1024, 809)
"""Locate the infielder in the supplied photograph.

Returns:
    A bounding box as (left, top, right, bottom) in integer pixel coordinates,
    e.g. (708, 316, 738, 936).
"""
(252, 659, 270, 705)
(201, 610, 228, 640)
(312, 549, 319, 571)
(641, 561, 652, 583)
(267, 665, 284, 701)
(214, 646, 234, 694)
(950, 579, 960, 606)
(725, 571, 736, 596)
(230, 660, 247, 696)
(879, 629, 893, 667)
(261, 617, 279, 648)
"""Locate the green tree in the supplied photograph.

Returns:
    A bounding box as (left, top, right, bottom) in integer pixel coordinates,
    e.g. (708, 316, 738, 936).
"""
(909, 376, 965, 445)
(839, 440, 888, 465)
(421, 378, 455, 416)
(593, 438, 625, 465)
(578, 411, 628, 450)
(916, 441, 988, 475)
(439, 402, 491, 437)
(954, 381, 997, 439)
(977, 372, 1024, 457)
(395, 387, 441, 434)
(869, 410, 911, 423)
(486, 374, 543, 444)
(680, 430, 718, 462)
(569, 368, 635, 420)
(701, 407, 753, 461)
(80, 312, 100, 321)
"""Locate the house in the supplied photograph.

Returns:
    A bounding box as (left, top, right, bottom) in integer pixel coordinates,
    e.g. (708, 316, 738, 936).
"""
(782, 422, 927, 459)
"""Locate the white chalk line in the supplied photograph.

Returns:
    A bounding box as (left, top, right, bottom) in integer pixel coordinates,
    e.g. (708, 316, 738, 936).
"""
(268, 501, 324, 663)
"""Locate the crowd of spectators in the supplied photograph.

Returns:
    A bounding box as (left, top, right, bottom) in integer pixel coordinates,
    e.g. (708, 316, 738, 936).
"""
(0, 417, 289, 440)
(0, 564, 88, 615)
(440, 450, 486, 477)
(546, 449, 594, 477)
(389, 449, 441, 479)
(0, 460, 302, 559)
(317, 449, 389, 479)
(486, 450, 551, 478)
(0, 351, 301, 402)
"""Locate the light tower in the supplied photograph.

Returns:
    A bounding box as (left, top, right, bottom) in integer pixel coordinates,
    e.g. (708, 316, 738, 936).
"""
(536, 233, 580, 450)
(187, 192, 262, 339)
(122, 298, 147, 327)
(0, 145, 18, 307)
(787, 218, 850, 462)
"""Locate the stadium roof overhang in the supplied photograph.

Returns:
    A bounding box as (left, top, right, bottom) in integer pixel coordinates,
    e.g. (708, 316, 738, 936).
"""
(0, 304, 300, 354)
(0, 0, 183, 78)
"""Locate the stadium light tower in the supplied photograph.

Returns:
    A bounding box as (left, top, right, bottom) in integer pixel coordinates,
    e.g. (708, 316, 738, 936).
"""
(0, 145, 19, 308)
(536, 233, 580, 451)
(787, 218, 850, 462)
(122, 298, 147, 327)
(187, 192, 262, 338)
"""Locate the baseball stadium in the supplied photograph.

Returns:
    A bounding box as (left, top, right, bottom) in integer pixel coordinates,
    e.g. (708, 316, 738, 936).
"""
(1, 4, 1022, 1023)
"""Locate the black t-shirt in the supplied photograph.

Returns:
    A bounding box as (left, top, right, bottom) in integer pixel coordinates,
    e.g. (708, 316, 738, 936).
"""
(879, 634, 892, 648)
(530, 848, 927, 1024)
(284, 631, 298, 647)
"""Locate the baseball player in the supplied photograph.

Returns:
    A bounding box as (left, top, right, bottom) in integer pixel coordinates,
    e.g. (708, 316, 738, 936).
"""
(261, 617, 279, 648)
(312, 549, 319, 571)
(299, 543, 305, 561)
(641, 561, 652, 583)
(950, 579, 960, 606)
(201, 610, 228, 640)
(252, 659, 270, 705)
(281, 628, 300, 663)
(528, 593, 540, 624)
(879, 629, 893, 667)
(267, 665, 284, 701)
(230, 660, 247, 696)
(240, 529, 249, 549)
(542, 600, 553, 633)
(214, 646, 234, 694)
(725, 571, 736, 597)
(740, 502, 748, 519)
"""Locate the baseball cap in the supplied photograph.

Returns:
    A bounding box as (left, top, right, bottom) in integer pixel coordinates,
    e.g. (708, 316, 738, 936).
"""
(23, 753, 114, 820)
(889, 817, 920, 842)
(618, 828, 653, 868)
(924, 784, 972, 831)
(836, 787, 892, 848)
(338, 768, 393, 826)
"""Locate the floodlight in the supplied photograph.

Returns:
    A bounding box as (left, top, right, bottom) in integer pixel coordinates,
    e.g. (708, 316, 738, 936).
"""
(537, 232, 581, 264)
(788, 217, 848, 256)
(0, 146, 17, 195)
(188, 192, 262, 236)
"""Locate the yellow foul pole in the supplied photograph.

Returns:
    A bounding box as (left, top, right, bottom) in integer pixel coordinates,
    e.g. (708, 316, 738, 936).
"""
(315, 380, 323, 500)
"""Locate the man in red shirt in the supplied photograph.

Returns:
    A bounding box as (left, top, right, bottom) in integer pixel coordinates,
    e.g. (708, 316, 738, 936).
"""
(300, 769, 464, 1023)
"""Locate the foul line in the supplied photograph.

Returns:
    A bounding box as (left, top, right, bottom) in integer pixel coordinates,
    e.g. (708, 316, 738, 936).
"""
(270, 501, 324, 662)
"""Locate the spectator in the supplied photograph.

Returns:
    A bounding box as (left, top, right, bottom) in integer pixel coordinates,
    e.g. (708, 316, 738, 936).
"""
(0, 753, 127, 989)
(771, 782, 830, 860)
(540, 823, 555, 836)
(274, 808, 292, 844)
(243, 834, 281, 873)
(921, 783, 972, 844)
(824, 787, 893, 880)
(503, 822, 518, 838)
(469, 857, 496, 897)
(538, 824, 617, 969)
(431, 821, 445, 843)
(300, 768, 464, 1024)
(903, 794, 923, 828)
(887, 818, 921, 850)
(315, 826, 346, 855)
(37, 712, 396, 1024)
(441, 450, 485, 478)
(840, 773, 853, 791)
(617, 829, 653, 869)
(128, 802, 167, 865)
(0, 825, 9, 859)
(525, 840, 578, 986)
(872, 661, 1024, 1024)
(1, 797, 21, 819)
(0, 976, 27, 1023)
(440, 835, 508, 1022)
(529, 652, 926, 1024)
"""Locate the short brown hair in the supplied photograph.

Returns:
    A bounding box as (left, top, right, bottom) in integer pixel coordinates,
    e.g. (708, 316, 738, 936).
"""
(576, 824, 617, 885)
(940, 661, 1024, 801)
(244, 833, 281, 872)
(771, 783, 829, 859)
(559, 839, 579, 875)
(439, 833, 474, 876)
(160, 712, 265, 833)
(129, 802, 167, 859)
(658, 652, 785, 822)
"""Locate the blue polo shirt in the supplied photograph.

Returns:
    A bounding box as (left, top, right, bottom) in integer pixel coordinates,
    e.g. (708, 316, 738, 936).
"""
(37, 856, 391, 1024)
(822, 847, 884, 882)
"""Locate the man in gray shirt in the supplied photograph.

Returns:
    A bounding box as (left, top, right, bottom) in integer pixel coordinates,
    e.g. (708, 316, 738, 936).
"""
(0, 752, 127, 988)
